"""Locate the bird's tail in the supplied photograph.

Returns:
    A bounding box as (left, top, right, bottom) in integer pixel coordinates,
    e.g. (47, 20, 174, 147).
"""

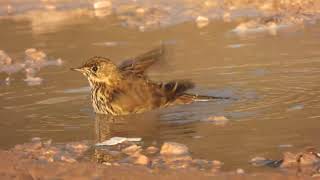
(186, 93, 231, 102)
(173, 93, 231, 104)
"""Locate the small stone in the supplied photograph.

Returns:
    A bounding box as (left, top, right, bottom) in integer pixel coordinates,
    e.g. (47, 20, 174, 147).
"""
(192, 159, 212, 170)
(313, 174, 320, 177)
(206, 116, 229, 125)
(192, 135, 203, 139)
(250, 156, 271, 167)
(96, 137, 141, 146)
(160, 142, 189, 156)
(66, 142, 89, 154)
(44, 149, 57, 156)
(31, 137, 41, 142)
(297, 148, 320, 166)
(163, 155, 192, 164)
(43, 139, 52, 147)
(236, 168, 245, 174)
(56, 58, 63, 65)
(281, 152, 298, 167)
(61, 155, 77, 163)
(5, 77, 10, 84)
(24, 76, 43, 86)
(30, 142, 43, 150)
(196, 16, 209, 28)
(212, 160, 223, 167)
(136, 8, 145, 14)
(44, 4, 56, 10)
(93, 1, 112, 9)
(207, 116, 228, 121)
(103, 162, 112, 166)
(196, 16, 209, 23)
(25, 48, 47, 62)
(133, 154, 150, 166)
(122, 144, 141, 156)
(47, 157, 54, 162)
(0, 50, 12, 65)
(108, 150, 121, 157)
(204, 0, 218, 8)
(223, 12, 231, 22)
(7, 5, 14, 14)
(145, 146, 159, 155)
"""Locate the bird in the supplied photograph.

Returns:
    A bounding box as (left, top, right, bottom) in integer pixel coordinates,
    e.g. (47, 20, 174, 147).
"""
(72, 46, 229, 116)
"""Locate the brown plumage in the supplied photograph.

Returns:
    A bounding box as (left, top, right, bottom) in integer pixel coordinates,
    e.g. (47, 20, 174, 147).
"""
(72, 47, 227, 115)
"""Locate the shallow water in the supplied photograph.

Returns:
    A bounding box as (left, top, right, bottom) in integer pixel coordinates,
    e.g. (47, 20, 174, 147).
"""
(1, 1, 320, 171)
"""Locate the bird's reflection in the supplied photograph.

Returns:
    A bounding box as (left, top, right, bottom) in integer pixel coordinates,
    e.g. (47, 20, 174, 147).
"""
(94, 111, 163, 145)
(93, 111, 162, 163)
(94, 107, 202, 144)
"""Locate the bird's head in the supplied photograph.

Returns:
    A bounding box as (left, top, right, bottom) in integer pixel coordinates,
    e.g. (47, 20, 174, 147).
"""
(72, 56, 122, 87)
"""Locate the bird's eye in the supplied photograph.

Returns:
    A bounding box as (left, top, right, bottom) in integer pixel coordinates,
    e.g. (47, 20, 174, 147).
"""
(91, 66, 98, 72)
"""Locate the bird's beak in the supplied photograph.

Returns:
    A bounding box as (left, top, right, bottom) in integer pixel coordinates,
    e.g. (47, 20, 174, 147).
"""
(70, 67, 84, 72)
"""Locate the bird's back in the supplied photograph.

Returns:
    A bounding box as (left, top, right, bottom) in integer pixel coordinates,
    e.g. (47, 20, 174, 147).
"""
(103, 74, 196, 115)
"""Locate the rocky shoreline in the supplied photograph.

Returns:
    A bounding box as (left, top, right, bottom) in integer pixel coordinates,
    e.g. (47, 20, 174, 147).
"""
(2, 138, 320, 179)
(0, 151, 303, 180)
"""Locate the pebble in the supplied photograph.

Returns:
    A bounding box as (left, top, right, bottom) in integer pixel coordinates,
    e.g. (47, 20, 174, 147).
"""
(223, 12, 231, 22)
(160, 142, 189, 156)
(93, 1, 112, 9)
(66, 142, 89, 155)
(122, 144, 142, 156)
(196, 16, 209, 23)
(204, 0, 218, 8)
(206, 116, 229, 125)
(94, 8, 112, 18)
(7, 5, 14, 14)
(31, 137, 41, 142)
(133, 154, 150, 166)
(196, 16, 209, 28)
(61, 155, 77, 163)
(145, 146, 159, 155)
(281, 152, 299, 167)
(236, 168, 245, 174)
(24, 76, 43, 86)
(136, 8, 146, 15)
(103, 162, 112, 166)
(0, 50, 12, 65)
(250, 156, 273, 167)
(96, 137, 141, 146)
(163, 154, 192, 164)
(212, 160, 223, 167)
(25, 48, 47, 62)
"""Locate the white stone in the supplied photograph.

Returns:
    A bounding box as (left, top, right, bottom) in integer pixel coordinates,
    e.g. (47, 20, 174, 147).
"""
(96, 137, 142, 146)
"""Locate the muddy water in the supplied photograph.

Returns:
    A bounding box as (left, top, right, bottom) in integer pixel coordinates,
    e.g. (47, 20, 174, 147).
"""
(1, 3, 320, 171)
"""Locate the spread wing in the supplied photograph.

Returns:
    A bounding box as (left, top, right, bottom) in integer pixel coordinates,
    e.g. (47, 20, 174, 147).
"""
(159, 80, 195, 101)
(118, 45, 164, 77)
